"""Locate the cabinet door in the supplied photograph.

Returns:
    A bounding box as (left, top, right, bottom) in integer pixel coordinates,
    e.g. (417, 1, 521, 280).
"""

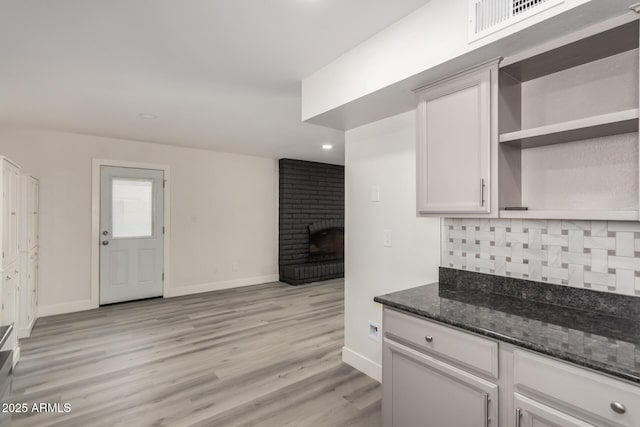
(416, 65, 493, 214)
(29, 179, 38, 249)
(515, 393, 595, 427)
(2, 165, 9, 265)
(31, 180, 40, 248)
(383, 338, 497, 427)
(2, 163, 20, 264)
(2, 266, 19, 326)
(10, 166, 18, 258)
(27, 252, 36, 324)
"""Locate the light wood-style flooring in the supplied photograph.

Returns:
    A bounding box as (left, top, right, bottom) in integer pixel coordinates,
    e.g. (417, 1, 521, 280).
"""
(11, 279, 381, 427)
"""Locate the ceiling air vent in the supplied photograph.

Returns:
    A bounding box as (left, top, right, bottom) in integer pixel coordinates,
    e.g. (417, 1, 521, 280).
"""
(469, 0, 564, 42)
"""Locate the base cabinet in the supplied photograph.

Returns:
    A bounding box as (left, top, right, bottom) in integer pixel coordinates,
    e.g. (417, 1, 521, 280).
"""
(1, 265, 19, 327)
(383, 338, 496, 427)
(2, 264, 20, 366)
(382, 308, 640, 427)
(17, 248, 37, 338)
(515, 394, 595, 427)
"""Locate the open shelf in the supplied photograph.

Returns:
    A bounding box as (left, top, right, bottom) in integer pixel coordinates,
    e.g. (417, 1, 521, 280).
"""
(500, 20, 639, 82)
(499, 209, 639, 221)
(495, 17, 640, 222)
(499, 109, 639, 148)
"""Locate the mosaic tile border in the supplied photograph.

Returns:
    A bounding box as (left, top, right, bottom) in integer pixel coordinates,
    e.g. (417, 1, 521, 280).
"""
(441, 219, 640, 296)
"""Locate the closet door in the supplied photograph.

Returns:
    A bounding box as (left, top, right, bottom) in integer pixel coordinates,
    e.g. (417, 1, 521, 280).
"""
(2, 164, 9, 267)
(2, 161, 19, 266)
(27, 178, 39, 250)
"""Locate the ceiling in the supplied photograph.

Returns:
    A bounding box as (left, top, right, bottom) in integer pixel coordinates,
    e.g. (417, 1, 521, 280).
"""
(0, 0, 432, 164)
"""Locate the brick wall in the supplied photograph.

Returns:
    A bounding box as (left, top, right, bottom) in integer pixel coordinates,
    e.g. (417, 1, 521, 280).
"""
(279, 159, 344, 283)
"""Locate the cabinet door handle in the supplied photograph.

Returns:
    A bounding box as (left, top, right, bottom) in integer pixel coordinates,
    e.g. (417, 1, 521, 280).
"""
(425, 336, 433, 343)
(515, 407, 522, 427)
(611, 401, 626, 414)
(480, 178, 486, 207)
(483, 393, 490, 427)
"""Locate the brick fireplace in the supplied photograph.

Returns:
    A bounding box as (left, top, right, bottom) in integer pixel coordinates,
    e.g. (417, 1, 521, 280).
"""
(279, 159, 344, 285)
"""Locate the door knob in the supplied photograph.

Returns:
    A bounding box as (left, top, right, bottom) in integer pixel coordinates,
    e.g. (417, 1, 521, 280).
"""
(102, 240, 109, 246)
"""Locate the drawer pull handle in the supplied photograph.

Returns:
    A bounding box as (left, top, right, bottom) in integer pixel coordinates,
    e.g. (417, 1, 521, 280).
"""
(425, 336, 433, 343)
(611, 401, 626, 414)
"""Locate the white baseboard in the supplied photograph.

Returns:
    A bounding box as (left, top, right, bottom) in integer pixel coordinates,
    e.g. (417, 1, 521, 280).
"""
(35, 275, 279, 317)
(342, 346, 382, 383)
(17, 317, 36, 339)
(165, 274, 280, 298)
(37, 300, 96, 318)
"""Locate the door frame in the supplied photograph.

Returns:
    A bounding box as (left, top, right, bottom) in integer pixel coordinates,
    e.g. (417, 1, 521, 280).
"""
(90, 159, 171, 308)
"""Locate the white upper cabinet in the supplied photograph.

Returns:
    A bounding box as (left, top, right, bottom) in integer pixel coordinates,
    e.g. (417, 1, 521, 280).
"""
(414, 16, 640, 221)
(497, 16, 640, 221)
(416, 61, 498, 217)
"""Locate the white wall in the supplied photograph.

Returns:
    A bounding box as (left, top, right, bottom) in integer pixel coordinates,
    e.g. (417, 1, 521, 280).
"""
(343, 110, 440, 381)
(0, 127, 279, 316)
(301, 0, 638, 122)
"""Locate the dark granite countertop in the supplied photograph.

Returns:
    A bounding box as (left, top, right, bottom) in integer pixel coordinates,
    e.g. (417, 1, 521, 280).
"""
(375, 270, 640, 384)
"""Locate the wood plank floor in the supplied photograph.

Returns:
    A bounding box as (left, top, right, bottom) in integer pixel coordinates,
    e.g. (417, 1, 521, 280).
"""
(11, 279, 381, 427)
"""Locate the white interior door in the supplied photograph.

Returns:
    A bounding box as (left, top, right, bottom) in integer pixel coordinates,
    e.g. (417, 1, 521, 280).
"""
(100, 166, 164, 305)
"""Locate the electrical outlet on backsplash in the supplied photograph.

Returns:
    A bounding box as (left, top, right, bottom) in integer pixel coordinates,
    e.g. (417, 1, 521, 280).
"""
(441, 218, 640, 297)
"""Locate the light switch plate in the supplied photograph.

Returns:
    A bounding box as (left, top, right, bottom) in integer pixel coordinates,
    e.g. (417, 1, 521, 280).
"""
(371, 185, 380, 202)
(383, 229, 392, 247)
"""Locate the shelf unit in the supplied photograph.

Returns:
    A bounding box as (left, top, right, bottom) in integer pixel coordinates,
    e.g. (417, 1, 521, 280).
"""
(499, 209, 639, 221)
(499, 109, 639, 149)
(497, 17, 640, 221)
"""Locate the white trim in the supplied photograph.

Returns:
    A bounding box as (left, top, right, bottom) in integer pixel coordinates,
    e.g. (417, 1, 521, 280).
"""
(164, 274, 280, 298)
(91, 158, 171, 309)
(12, 346, 20, 368)
(17, 317, 36, 339)
(37, 299, 95, 317)
(342, 346, 382, 383)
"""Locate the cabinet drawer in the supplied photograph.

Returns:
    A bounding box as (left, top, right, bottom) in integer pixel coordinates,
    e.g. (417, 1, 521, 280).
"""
(514, 349, 640, 427)
(384, 308, 498, 378)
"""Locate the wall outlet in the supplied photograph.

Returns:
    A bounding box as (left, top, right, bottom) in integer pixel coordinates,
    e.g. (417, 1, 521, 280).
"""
(383, 229, 392, 247)
(368, 321, 381, 342)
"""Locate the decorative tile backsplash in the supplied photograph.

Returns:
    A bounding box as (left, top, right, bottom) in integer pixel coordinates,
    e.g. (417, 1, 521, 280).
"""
(441, 218, 640, 297)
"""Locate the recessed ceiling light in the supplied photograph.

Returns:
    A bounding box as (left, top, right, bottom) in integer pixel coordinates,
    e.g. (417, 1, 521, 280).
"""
(138, 113, 158, 120)
(322, 144, 333, 150)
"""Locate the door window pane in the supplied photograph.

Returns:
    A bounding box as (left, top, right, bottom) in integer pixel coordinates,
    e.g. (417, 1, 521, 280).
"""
(112, 178, 153, 238)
